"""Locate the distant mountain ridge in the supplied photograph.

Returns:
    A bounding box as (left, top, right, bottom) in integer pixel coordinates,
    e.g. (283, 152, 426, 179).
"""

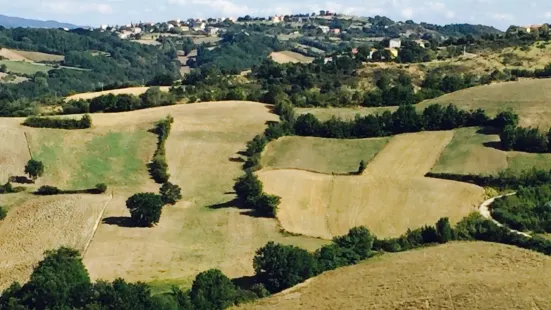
(0, 14, 79, 29)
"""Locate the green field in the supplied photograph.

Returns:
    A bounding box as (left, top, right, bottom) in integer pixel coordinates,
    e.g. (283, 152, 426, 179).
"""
(261, 136, 391, 174)
(28, 129, 155, 189)
(431, 127, 551, 175)
(0, 60, 53, 75)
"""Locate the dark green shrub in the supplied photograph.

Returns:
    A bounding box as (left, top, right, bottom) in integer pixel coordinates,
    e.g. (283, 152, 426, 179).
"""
(0, 206, 6, 221)
(160, 182, 182, 205)
(23, 114, 92, 129)
(126, 193, 165, 227)
(36, 185, 61, 195)
(25, 159, 44, 180)
(190, 269, 237, 310)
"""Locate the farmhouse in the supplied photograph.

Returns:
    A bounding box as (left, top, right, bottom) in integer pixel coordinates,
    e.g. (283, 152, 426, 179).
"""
(318, 25, 330, 34)
(207, 27, 220, 36)
(389, 38, 402, 49)
(330, 28, 341, 35)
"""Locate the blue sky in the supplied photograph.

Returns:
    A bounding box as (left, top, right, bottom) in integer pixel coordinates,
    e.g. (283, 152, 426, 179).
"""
(3, 0, 551, 30)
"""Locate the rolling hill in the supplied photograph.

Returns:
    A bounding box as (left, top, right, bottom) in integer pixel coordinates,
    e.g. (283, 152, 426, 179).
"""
(238, 242, 551, 310)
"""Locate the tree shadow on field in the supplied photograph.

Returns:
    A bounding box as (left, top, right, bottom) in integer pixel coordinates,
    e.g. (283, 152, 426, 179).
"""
(207, 199, 272, 218)
(483, 141, 505, 151)
(102, 216, 139, 228)
(229, 157, 245, 163)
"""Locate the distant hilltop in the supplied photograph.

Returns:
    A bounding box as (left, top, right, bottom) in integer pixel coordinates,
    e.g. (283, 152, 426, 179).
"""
(0, 14, 79, 29)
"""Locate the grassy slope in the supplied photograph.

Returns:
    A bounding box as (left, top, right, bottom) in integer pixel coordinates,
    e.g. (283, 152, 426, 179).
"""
(261, 136, 390, 174)
(65, 86, 171, 101)
(81, 102, 327, 291)
(432, 127, 551, 175)
(238, 242, 551, 310)
(0, 60, 52, 74)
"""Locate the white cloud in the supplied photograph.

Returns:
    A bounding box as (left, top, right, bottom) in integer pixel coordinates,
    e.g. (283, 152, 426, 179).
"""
(168, 0, 250, 16)
(489, 12, 514, 21)
(401, 7, 414, 18)
(545, 12, 551, 18)
(43, 1, 113, 14)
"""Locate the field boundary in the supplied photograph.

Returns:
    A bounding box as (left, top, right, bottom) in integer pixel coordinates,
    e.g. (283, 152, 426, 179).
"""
(23, 131, 33, 159)
(82, 192, 113, 256)
(478, 193, 531, 238)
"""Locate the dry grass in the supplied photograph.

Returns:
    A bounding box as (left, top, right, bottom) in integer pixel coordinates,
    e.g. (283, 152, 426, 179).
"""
(82, 102, 327, 288)
(238, 242, 551, 310)
(258, 131, 484, 239)
(261, 136, 390, 174)
(0, 72, 28, 84)
(0, 119, 31, 183)
(0, 194, 110, 290)
(66, 86, 171, 101)
(10, 50, 64, 63)
(0, 48, 30, 62)
(269, 51, 314, 64)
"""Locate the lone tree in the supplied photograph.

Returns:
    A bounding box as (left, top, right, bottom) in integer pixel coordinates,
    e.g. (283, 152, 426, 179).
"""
(160, 182, 182, 205)
(357, 160, 367, 175)
(126, 193, 165, 227)
(25, 159, 44, 181)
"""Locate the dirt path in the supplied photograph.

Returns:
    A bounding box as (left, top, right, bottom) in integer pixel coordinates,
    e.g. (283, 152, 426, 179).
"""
(478, 192, 531, 238)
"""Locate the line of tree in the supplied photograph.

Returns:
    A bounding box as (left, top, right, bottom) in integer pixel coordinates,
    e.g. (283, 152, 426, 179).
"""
(426, 167, 551, 190)
(22, 114, 92, 129)
(35, 183, 107, 196)
(490, 184, 551, 233)
(62, 87, 176, 114)
(149, 116, 173, 184)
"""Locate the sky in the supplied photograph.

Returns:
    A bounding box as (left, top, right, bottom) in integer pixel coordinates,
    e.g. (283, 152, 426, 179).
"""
(2, 0, 551, 30)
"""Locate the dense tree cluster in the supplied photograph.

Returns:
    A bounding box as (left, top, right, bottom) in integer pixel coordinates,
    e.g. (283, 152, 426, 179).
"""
(149, 116, 173, 184)
(22, 114, 92, 129)
(34, 183, 107, 196)
(491, 184, 551, 233)
(62, 87, 176, 114)
(0, 28, 179, 116)
(189, 32, 284, 73)
(500, 125, 551, 153)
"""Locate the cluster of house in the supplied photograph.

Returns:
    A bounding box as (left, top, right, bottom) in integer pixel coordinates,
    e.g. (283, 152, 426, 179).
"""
(100, 17, 232, 39)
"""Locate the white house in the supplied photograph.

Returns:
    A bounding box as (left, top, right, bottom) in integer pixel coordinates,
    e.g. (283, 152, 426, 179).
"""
(133, 27, 142, 34)
(179, 25, 190, 32)
(389, 38, 402, 49)
(270, 15, 284, 23)
(318, 25, 330, 34)
(207, 27, 220, 36)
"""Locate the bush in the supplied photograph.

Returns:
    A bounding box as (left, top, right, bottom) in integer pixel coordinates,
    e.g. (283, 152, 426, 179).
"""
(91, 183, 108, 194)
(126, 193, 165, 227)
(36, 185, 61, 195)
(190, 269, 237, 310)
(25, 159, 44, 180)
(0, 206, 6, 221)
(23, 114, 92, 129)
(160, 182, 182, 205)
(233, 171, 280, 217)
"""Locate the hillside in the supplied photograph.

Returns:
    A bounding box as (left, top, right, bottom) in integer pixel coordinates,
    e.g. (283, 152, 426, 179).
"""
(238, 242, 551, 310)
(0, 14, 78, 29)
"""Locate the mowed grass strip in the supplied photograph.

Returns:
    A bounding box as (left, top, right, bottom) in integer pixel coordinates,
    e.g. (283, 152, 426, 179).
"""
(432, 127, 551, 175)
(27, 129, 155, 189)
(261, 136, 390, 174)
(237, 242, 551, 310)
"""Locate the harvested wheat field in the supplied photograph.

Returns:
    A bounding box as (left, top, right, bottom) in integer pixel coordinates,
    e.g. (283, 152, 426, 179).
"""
(0, 194, 111, 290)
(270, 51, 314, 64)
(238, 242, 551, 310)
(0, 48, 30, 62)
(10, 49, 64, 62)
(258, 131, 484, 239)
(83, 102, 326, 289)
(261, 136, 390, 174)
(65, 86, 171, 101)
(0, 119, 31, 183)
